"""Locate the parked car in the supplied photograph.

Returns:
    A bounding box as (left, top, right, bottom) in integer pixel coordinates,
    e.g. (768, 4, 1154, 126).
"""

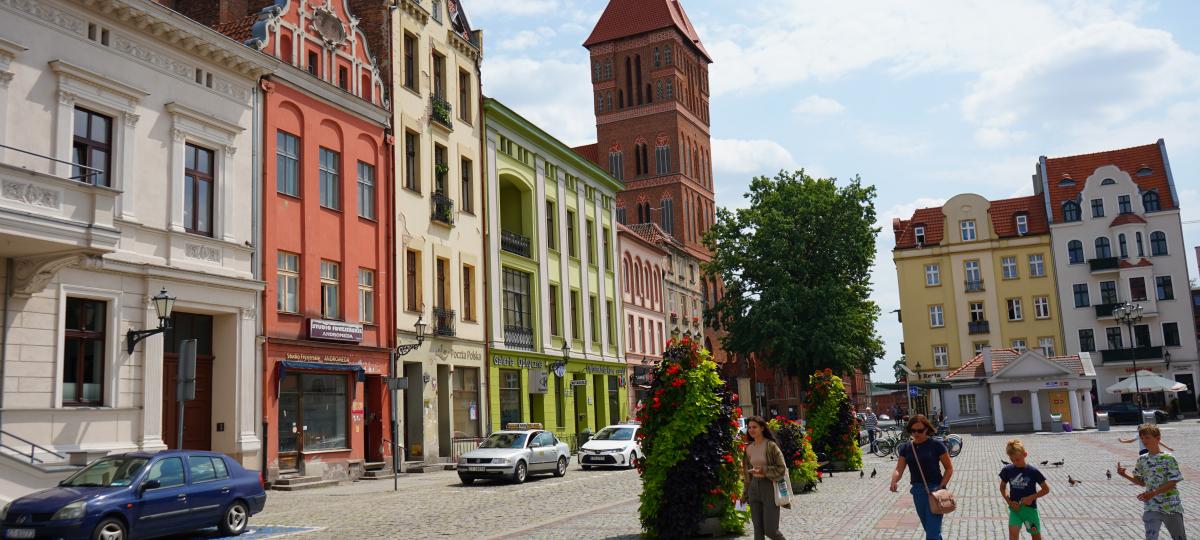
(1096, 402, 1169, 424)
(457, 424, 571, 484)
(578, 425, 641, 469)
(1, 450, 266, 540)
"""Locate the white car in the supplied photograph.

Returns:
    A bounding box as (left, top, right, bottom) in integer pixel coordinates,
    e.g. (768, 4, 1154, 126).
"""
(457, 425, 571, 484)
(578, 424, 641, 469)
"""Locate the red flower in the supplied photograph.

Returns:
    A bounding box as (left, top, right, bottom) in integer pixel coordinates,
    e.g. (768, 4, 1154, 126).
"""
(666, 364, 680, 375)
(733, 407, 743, 417)
(731, 393, 739, 402)
(709, 488, 722, 495)
(722, 453, 734, 464)
(671, 378, 686, 387)
(817, 471, 823, 478)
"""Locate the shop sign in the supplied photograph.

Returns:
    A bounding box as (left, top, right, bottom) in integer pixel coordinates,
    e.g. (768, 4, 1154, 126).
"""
(1042, 380, 1070, 388)
(432, 344, 483, 362)
(492, 355, 545, 369)
(583, 364, 624, 376)
(284, 352, 351, 364)
(307, 318, 363, 343)
(529, 369, 549, 394)
(570, 380, 588, 387)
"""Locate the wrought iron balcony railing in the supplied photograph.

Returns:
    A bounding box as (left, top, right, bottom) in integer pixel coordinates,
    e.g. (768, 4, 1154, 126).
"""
(1100, 346, 1163, 363)
(433, 306, 455, 337)
(431, 191, 454, 225)
(503, 325, 534, 350)
(501, 230, 531, 258)
(1089, 257, 1120, 272)
(968, 320, 990, 335)
(431, 95, 453, 129)
(964, 280, 985, 292)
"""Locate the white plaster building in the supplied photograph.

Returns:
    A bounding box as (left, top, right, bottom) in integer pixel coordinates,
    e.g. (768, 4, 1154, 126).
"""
(617, 223, 668, 412)
(1035, 141, 1199, 414)
(0, 0, 274, 500)
(944, 347, 1097, 432)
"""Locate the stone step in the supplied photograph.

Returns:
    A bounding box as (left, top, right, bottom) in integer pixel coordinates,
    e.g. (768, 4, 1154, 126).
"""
(271, 478, 341, 491)
(273, 475, 327, 487)
(361, 469, 396, 480)
(364, 461, 387, 471)
(401, 461, 426, 473)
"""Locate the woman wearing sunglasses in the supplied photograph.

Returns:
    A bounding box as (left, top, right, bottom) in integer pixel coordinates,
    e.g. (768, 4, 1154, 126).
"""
(889, 414, 954, 540)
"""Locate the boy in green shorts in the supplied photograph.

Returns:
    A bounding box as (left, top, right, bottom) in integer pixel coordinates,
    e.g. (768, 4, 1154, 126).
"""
(1117, 424, 1186, 540)
(999, 439, 1050, 539)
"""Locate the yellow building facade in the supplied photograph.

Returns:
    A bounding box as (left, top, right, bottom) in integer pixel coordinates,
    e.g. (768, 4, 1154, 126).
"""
(893, 194, 1064, 381)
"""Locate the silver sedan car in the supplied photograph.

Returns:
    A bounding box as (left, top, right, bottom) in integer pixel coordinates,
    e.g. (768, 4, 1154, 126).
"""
(457, 427, 571, 484)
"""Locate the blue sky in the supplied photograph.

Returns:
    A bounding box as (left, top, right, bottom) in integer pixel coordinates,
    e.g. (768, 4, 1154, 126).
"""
(466, 0, 1200, 382)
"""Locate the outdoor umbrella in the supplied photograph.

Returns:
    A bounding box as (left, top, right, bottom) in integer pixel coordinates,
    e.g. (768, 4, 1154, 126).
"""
(1105, 370, 1188, 395)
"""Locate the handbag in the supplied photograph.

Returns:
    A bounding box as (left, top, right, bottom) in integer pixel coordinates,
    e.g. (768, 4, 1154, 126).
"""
(911, 441, 956, 514)
(770, 443, 794, 508)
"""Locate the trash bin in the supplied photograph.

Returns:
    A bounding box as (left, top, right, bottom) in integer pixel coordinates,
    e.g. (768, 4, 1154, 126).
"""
(1142, 410, 1157, 425)
(1049, 413, 1063, 433)
(1063, 422, 1072, 433)
(1096, 411, 1110, 431)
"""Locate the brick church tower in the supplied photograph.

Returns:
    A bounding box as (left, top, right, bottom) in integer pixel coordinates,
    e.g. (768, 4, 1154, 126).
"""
(578, 0, 728, 365)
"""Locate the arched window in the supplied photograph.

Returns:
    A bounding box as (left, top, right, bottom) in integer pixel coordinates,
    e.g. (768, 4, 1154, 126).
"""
(1062, 201, 1081, 222)
(1136, 232, 1145, 257)
(623, 258, 631, 293)
(1143, 191, 1160, 212)
(1095, 237, 1112, 259)
(1118, 233, 1128, 259)
(636, 204, 644, 224)
(1150, 231, 1168, 256)
(1067, 240, 1084, 264)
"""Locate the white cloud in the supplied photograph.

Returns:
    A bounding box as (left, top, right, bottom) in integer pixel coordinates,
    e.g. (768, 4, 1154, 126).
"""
(467, 0, 558, 17)
(499, 28, 556, 51)
(856, 128, 931, 158)
(974, 127, 1029, 148)
(711, 138, 797, 176)
(704, 0, 1144, 96)
(792, 95, 845, 116)
(480, 55, 596, 146)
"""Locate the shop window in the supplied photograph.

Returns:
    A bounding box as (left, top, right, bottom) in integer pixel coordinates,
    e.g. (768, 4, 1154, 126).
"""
(63, 298, 107, 406)
(499, 369, 522, 427)
(283, 373, 349, 451)
(453, 368, 481, 438)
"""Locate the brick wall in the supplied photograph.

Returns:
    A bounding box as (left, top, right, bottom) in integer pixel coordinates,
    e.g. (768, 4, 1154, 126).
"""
(348, 0, 392, 88)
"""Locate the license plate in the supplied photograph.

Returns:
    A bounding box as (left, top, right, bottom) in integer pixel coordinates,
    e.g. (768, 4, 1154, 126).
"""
(6, 529, 35, 539)
(466, 466, 484, 471)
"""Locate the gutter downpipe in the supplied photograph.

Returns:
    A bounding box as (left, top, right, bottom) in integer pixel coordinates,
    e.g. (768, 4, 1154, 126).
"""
(478, 50, 492, 436)
(253, 78, 266, 475)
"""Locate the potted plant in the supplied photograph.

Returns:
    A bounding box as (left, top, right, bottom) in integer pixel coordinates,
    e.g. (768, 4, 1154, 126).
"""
(766, 416, 820, 493)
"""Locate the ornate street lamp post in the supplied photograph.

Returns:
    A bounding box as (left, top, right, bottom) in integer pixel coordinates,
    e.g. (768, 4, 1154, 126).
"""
(126, 288, 176, 354)
(390, 316, 426, 489)
(914, 361, 924, 415)
(1113, 303, 1145, 410)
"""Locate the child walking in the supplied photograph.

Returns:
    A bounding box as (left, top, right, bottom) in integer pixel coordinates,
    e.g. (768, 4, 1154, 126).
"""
(999, 439, 1050, 540)
(1117, 424, 1186, 540)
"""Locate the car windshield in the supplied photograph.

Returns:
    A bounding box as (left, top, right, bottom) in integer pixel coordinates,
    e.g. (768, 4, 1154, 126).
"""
(61, 456, 149, 488)
(480, 433, 528, 449)
(593, 427, 635, 441)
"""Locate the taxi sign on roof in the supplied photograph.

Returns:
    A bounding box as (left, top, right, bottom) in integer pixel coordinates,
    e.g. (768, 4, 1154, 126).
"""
(505, 422, 542, 430)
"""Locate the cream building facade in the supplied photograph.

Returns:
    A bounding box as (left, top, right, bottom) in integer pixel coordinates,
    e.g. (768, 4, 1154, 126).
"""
(0, 0, 275, 501)
(391, 0, 487, 465)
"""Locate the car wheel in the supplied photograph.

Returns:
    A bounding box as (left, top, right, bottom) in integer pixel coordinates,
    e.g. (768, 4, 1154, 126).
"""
(92, 517, 127, 540)
(628, 452, 639, 470)
(218, 500, 250, 536)
(512, 461, 528, 484)
(554, 456, 568, 477)
(459, 475, 475, 485)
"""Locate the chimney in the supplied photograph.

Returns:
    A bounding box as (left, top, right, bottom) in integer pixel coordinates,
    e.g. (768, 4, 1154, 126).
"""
(981, 346, 993, 377)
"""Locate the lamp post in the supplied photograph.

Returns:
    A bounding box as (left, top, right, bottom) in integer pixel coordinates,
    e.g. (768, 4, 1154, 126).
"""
(1113, 302, 1145, 410)
(390, 316, 426, 490)
(915, 361, 924, 415)
(126, 288, 176, 354)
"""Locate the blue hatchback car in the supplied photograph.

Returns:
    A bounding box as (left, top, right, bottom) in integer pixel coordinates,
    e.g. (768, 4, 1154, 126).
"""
(1, 450, 266, 540)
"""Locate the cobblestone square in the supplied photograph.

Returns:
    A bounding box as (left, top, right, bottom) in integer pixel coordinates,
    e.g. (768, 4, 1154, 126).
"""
(250, 421, 1200, 539)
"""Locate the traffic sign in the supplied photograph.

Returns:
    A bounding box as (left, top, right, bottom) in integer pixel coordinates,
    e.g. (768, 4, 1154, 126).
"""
(909, 387, 919, 397)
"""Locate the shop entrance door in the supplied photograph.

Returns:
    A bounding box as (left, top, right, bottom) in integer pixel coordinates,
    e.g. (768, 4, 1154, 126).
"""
(364, 375, 383, 463)
(1047, 390, 1072, 425)
(277, 373, 300, 471)
(404, 362, 424, 460)
(437, 365, 451, 458)
(573, 374, 589, 434)
(592, 374, 605, 430)
(1176, 374, 1196, 413)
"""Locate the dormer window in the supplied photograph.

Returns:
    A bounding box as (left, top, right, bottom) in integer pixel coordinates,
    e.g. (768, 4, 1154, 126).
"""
(1015, 214, 1028, 235)
(914, 225, 926, 245)
(1101, 178, 1117, 186)
(1142, 190, 1160, 212)
(1062, 201, 1081, 222)
(1136, 166, 1153, 177)
(1057, 178, 1076, 187)
(960, 220, 976, 241)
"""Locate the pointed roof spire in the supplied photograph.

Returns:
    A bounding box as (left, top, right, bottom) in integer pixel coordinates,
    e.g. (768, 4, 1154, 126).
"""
(583, 0, 711, 62)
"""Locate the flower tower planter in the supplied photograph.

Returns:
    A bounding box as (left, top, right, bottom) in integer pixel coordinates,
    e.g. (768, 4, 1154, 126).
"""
(636, 338, 747, 538)
(803, 369, 863, 472)
(766, 416, 820, 493)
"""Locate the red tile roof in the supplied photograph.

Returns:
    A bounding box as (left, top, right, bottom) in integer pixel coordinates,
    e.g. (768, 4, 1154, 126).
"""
(1042, 141, 1175, 223)
(212, 13, 257, 42)
(892, 207, 945, 249)
(945, 348, 1086, 381)
(987, 195, 1049, 239)
(627, 222, 683, 249)
(572, 143, 598, 165)
(618, 223, 669, 254)
(583, 0, 712, 62)
(1110, 213, 1147, 227)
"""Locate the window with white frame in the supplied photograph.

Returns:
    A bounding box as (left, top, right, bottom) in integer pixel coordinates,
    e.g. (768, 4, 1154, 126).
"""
(357, 161, 376, 219)
(1006, 298, 1023, 321)
(358, 268, 375, 324)
(1028, 254, 1045, 277)
(974, 342, 988, 355)
(933, 345, 948, 368)
(1001, 256, 1018, 279)
(964, 260, 982, 286)
(1039, 337, 1055, 356)
(958, 394, 978, 415)
(276, 130, 300, 196)
(277, 251, 299, 313)
(321, 260, 340, 319)
(960, 219, 976, 241)
(1033, 296, 1050, 319)
(319, 147, 341, 210)
(925, 264, 940, 286)
(1011, 339, 1027, 353)
(1015, 214, 1028, 235)
(914, 226, 926, 245)
(929, 305, 944, 327)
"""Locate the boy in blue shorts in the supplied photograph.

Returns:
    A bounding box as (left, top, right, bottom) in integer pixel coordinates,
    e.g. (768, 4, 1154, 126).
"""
(999, 439, 1050, 540)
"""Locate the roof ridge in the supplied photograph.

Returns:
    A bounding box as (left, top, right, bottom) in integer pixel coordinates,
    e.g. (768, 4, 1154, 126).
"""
(1044, 141, 1160, 161)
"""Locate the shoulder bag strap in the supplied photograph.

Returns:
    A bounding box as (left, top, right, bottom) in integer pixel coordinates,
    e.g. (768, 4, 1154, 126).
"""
(910, 441, 934, 496)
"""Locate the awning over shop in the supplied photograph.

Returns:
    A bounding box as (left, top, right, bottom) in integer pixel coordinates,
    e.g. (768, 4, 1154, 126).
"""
(278, 360, 366, 382)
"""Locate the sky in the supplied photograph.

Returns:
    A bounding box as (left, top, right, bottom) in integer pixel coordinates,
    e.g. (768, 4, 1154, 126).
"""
(465, 0, 1200, 382)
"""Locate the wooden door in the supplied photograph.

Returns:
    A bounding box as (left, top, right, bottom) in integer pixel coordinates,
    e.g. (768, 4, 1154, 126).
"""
(162, 354, 214, 450)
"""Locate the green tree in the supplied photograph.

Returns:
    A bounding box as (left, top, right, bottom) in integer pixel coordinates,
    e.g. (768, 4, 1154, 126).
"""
(703, 170, 885, 375)
(893, 356, 908, 382)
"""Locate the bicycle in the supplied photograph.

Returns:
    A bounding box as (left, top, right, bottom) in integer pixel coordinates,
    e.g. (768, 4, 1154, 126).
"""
(932, 425, 963, 458)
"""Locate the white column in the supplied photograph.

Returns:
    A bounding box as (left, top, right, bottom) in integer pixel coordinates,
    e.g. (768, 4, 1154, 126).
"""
(992, 393, 1005, 432)
(54, 91, 75, 177)
(1029, 390, 1042, 431)
(534, 158, 551, 350)
(140, 293, 168, 451)
(1080, 389, 1096, 428)
(485, 137, 503, 347)
(1068, 387, 1082, 429)
(236, 307, 261, 462)
(168, 128, 187, 233)
(594, 197, 609, 357)
(556, 173, 571, 345)
(576, 187, 591, 353)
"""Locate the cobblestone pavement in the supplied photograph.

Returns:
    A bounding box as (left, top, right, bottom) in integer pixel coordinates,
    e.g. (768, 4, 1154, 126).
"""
(254, 421, 1200, 539)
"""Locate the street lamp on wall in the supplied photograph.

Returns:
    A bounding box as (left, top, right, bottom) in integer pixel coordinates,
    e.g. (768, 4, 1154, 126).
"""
(126, 288, 176, 354)
(551, 343, 570, 376)
(395, 316, 426, 357)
